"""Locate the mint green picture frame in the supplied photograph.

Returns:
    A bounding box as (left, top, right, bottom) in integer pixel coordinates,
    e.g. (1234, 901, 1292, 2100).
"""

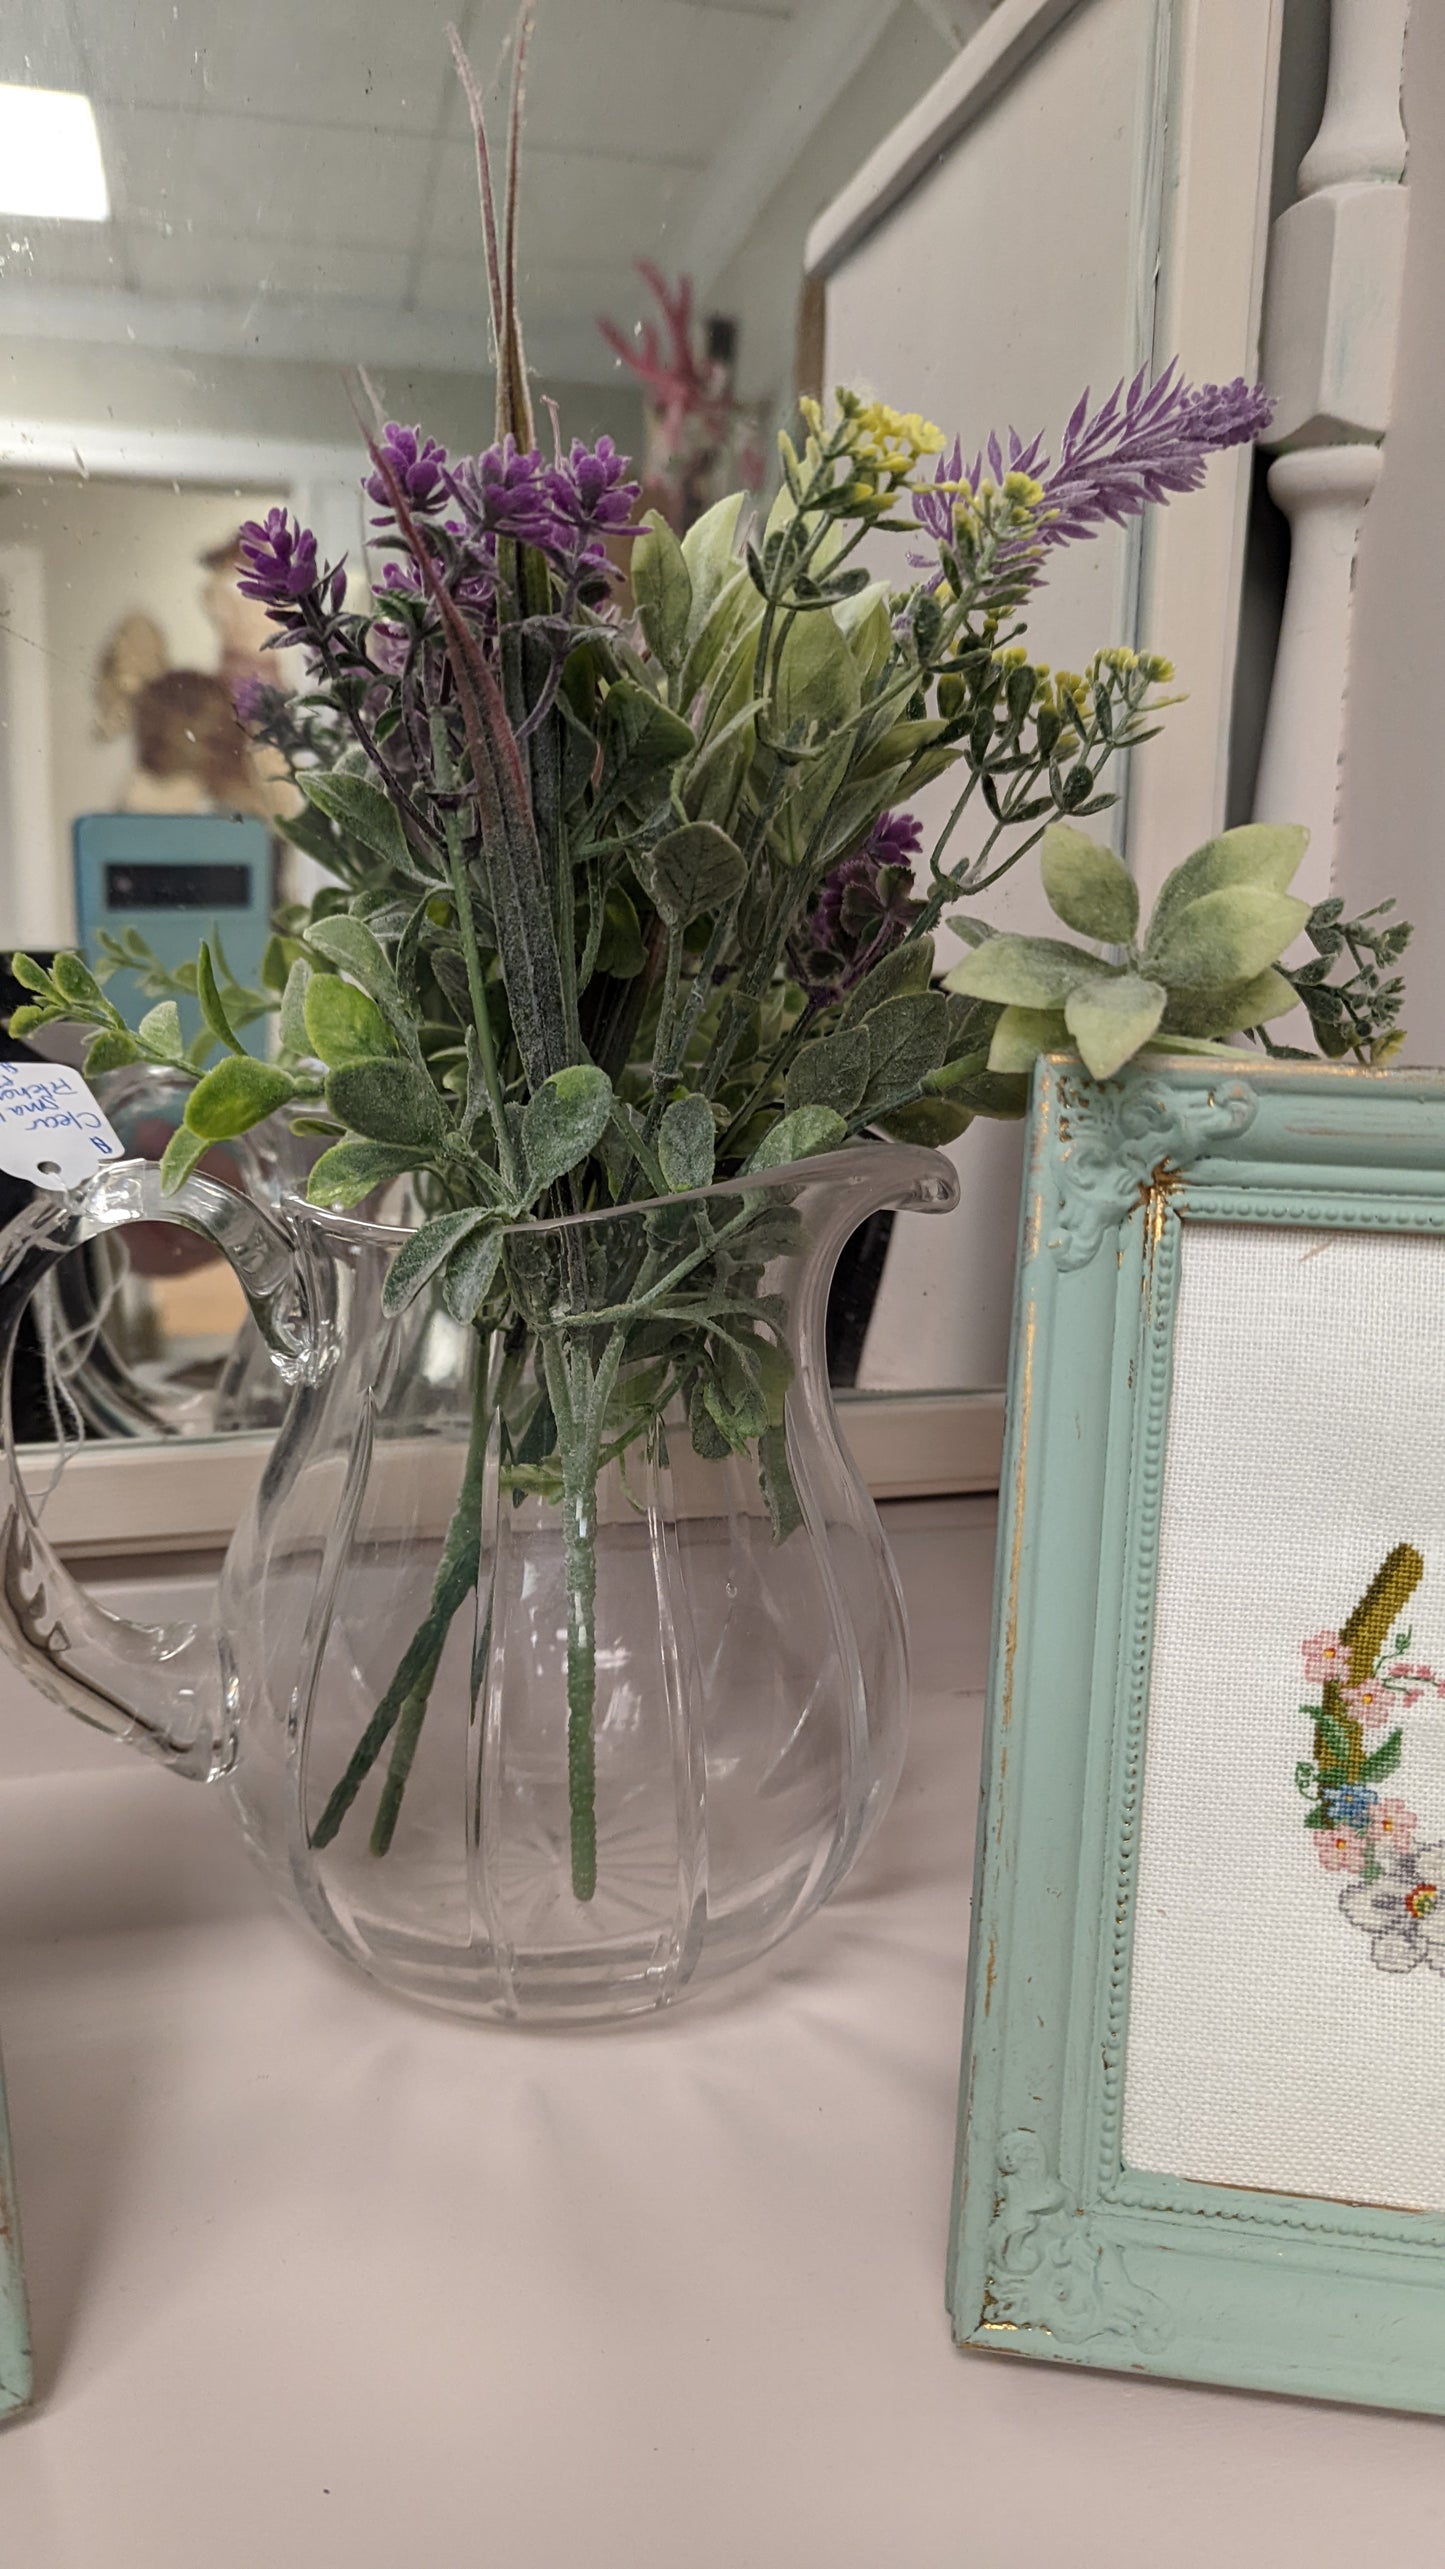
(0, 2033, 30, 2421)
(951, 1056, 1445, 2413)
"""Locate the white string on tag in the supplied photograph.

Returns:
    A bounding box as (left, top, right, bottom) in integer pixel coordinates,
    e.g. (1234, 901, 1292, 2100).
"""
(0, 1061, 126, 1191)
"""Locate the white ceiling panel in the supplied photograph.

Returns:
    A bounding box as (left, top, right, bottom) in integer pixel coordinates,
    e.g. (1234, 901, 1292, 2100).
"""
(443, 0, 790, 161)
(76, 0, 458, 136)
(121, 225, 415, 306)
(100, 105, 437, 251)
(0, 223, 129, 290)
(413, 246, 643, 323)
(0, 1, 87, 94)
(424, 137, 698, 270)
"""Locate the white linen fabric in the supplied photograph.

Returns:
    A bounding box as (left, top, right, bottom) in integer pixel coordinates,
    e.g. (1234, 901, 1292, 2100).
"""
(1123, 1221, 1445, 2210)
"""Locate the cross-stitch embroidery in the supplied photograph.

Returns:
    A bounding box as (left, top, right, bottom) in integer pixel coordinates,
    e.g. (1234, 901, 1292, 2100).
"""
(1297, 1544, 1445, 1974)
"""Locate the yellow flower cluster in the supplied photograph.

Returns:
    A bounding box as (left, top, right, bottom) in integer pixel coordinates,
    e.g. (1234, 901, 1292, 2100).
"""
(805, 390, 946, 484)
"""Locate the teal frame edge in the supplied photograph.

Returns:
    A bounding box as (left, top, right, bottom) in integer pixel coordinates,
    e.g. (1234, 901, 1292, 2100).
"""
(0, 2031, 31, 2422)
(950, 1055, 1445, 2414)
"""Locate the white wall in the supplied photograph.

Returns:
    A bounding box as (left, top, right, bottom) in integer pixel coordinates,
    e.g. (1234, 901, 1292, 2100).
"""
(707, 5, 967, 413)
(0, 475, 286, 943)
(1336, 1, 1445, 1065)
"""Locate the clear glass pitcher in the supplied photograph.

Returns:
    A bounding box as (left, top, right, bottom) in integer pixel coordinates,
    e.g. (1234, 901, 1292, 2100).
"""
(0, 1144, 956, 2023)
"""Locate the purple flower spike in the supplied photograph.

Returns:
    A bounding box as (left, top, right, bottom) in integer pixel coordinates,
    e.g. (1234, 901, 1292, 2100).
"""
(1040, 365, 1273, 546)
(797, 810, 924, 999)
(450, 439, 561, 550)
(364, 422, 449, 518)
(911, 367, 1273, 590)
(548, 435, 641, 538)
(237, 508, 324, 607)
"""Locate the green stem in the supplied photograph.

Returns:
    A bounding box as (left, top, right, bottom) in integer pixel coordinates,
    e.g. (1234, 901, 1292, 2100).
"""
(308, 1351, 492, 1853)
(541, 1324, 627, 1902)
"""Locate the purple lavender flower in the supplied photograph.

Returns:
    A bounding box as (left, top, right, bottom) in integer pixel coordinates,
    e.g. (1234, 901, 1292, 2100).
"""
(1039, 365, 1272, 543)
(911, 367, 1272, 587)
(547, 435, 640, 539)
(797, 810, 924, 998)
(449, 439, 560, 549)
(364, 422, 449, 519)
(231, 674, 267, 725)
(237, 509, 345, 617)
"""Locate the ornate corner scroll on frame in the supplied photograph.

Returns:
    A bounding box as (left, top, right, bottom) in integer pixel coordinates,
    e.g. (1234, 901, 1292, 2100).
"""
(1046, 1069, 1258, 1273)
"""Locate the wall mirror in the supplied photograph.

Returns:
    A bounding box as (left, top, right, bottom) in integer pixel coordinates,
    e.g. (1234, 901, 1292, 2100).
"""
(0, 0, 1350, 1548)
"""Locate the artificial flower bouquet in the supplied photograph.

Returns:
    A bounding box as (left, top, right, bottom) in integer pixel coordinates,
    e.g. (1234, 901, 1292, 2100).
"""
(5, 35, 1409, 1893)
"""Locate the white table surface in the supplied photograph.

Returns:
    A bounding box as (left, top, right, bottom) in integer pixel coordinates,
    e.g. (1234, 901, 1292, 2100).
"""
(1, 1495, 1442, 2566)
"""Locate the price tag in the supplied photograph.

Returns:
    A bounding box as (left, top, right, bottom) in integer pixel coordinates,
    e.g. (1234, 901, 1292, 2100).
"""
(0, 1061, 126, 1192)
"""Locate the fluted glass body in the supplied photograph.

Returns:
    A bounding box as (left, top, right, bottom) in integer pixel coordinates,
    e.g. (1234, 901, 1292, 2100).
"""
(0, 1145, 956, 2023)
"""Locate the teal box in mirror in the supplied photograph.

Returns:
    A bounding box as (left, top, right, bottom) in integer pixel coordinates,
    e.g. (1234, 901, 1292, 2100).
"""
(0, 2037, 30, 2421)
(74, 813, 272, 1057)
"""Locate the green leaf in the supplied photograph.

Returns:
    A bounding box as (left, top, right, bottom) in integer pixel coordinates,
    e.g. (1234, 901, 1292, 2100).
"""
(1039, 823, 1139, 943)
(521, 1065, 615, 1196)
(50, 950, 109, 1012)
(136, 1000, 184, 1061)
(837, 935, 935, 1030)
(1145, 884, 1312, 990)
(196, 943, 245, 1056)
(871, 1095, 973, 1146)
(279, 958, 313, 1055)
(594, 886, 645, 978)
(442, 1223, 505, 1326)
(773, 610, 861, 730)
(758, 1423, 805, 1544)
(1159, 966, 1298, 1038)
(746, 1105, 847, 1171)
(5, 1004, 57, 1040)
(1316, 1709, 1353, 1778)
(859, 991, 949, 1116)
(987, 1007, 1069, 1073)
(681, 491, 746, 635)
(602, 680, 696, 787)
(785, 1025, 871, 1118)
(648, 822, 747, 926)
(924, 1055, 1030, 1119)
(632, 510, 693, 672)
(689, 1377, 734, 1461)
(658, 1092, 717, 1192)
(82, 1026, 142, 1077)
(306, 1139, 427, 1211)
(303, 973, 398, 1070)
(7, 952, 54, 997)
(184, 1056, 296, 1141)
(1148, 823, 1309, 944)
(305, 916, 414, 1049)
(1304, 1805, 1331, 1829)
(326, 1058, 445, 1149)
(381, 1207, 489, 1317)
(300, 769, 415, 870)
(158, 1124, 208, 1192)
(945, 934, 1110, 1011)
(1063, 971, 1168, 1079)
(1360, 1729, 1404, 1786)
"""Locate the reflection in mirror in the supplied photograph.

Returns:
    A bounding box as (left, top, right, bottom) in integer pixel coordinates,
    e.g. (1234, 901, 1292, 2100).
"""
(1, 0, 996, 1462)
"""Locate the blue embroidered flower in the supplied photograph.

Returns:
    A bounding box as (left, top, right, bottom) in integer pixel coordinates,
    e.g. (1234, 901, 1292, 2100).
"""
(1323, 1784, 1379, 1831)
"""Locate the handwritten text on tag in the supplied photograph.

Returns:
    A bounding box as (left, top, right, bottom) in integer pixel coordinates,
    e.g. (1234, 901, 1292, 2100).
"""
(0, 1061, 126, 1192)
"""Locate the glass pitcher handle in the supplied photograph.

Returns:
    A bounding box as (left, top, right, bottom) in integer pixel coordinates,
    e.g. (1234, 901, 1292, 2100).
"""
(0, 1160, 311, 1778)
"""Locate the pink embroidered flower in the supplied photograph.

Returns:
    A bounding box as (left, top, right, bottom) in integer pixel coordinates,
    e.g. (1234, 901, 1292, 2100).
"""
(1369, 1798, 1418, 1859)
(1342, 1677, 1392, 1727)
(1316, 1826, 1369, 1876)
(1302, 1629, 1349, 1685)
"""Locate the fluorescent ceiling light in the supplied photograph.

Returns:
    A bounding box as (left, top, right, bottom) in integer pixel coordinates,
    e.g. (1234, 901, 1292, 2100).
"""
(0, 86, 109, 222)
